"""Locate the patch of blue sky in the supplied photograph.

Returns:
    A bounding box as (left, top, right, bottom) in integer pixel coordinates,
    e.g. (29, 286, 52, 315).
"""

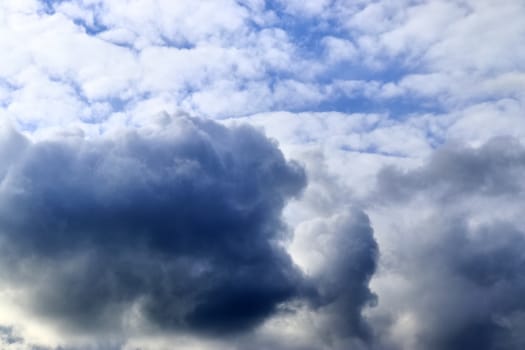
(78, 95, 134, 124)
(73, 17, 108, 36)
(265, 4, 345, 58)
(39, 0, 63, 14)
(158, 34, 195, 50)
(39, 0, 109, 35)
(328, 57, 418, 82)
(111, 94, 149, 112)
(286, 91, 446, 118)
(262, 5, 423, 88)
(422, 126, 446, 149)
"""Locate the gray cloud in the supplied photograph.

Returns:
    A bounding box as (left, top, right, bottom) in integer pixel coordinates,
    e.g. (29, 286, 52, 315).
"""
(376, 137, 525, 202)
(373, 137, 525, 350)
(307, 211, 378, 341)
(0, 326, 23, 346)
(281, 148, 381, 348)
(0, 116, 307, 337)
(0, 116, 381, 349)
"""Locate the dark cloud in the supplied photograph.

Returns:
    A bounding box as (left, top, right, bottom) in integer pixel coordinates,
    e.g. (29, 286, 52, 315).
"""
(307, 211, 378, 341)
(0, 117, 383, 350)
(376, 137, 525, 202)
(268, 148, 381, 347)
(374, 137, 525, 350)
(0, 116, 307, 336)
(411, 219, 525, 350)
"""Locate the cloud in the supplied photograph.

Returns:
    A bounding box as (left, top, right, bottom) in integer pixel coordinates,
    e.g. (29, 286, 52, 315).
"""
(275, 0, 331, 17)
(0, 116, 307, 340)
(278, 145, 380, 347)
(0, 115, 384, 350)
(0, 326, 23, 347)
(1, 1, 524, 349)
(299, 211, 378, 341)
(2, 0, 523, 139)
(370, 137, 525, 350)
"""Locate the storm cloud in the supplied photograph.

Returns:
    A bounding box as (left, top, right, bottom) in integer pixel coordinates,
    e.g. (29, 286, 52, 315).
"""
(0, 116, 308, 336)
(372, 137, 525, 350)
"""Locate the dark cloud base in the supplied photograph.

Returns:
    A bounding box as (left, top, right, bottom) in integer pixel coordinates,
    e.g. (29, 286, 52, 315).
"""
(0, 116, 308, 336)
(0, 116, 380, 350)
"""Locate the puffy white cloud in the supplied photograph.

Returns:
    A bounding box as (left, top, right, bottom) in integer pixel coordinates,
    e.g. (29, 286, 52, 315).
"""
(339, 0, 525, 109)
(322, 36, 358, 63)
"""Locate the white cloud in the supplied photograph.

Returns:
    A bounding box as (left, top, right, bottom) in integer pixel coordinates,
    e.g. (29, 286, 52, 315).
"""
(182, 80, 272, 117)
(340, 0, 525, 107)
(322, 36, 358, 63)
(6, 67, 86, 128)
(447, 99, 525, 146)
(277, 0, 332, 17)
(424, 0, 525, 75)
(64, 0, 252, 46)
(230, 111, 428, 201)
(380, 1, 466, 58)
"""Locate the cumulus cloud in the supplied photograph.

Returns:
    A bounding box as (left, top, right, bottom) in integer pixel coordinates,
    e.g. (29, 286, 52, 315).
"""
(0, 116, 306, 338)
(0, 115, 383, 350)
(370, 137, 525, 350)
(299, 211, 378, 341)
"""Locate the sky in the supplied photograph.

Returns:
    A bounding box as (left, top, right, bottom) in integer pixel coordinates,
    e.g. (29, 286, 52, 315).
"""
(0, 1, 525, 349)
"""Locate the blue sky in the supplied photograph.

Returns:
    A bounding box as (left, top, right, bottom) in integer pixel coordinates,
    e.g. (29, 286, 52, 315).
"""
(1, 1, 525, 350)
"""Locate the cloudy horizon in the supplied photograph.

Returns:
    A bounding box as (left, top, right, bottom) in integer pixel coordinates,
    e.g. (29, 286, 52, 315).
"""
(1, 1, 525, 349)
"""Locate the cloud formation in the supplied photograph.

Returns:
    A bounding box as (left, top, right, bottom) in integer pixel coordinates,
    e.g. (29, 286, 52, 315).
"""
(0, 116, 307, 337)
(371, 137, 525, 350)
(0, 115, 384, 350)
(303, 211, 378, 341)
(0, 1, 524, 349)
